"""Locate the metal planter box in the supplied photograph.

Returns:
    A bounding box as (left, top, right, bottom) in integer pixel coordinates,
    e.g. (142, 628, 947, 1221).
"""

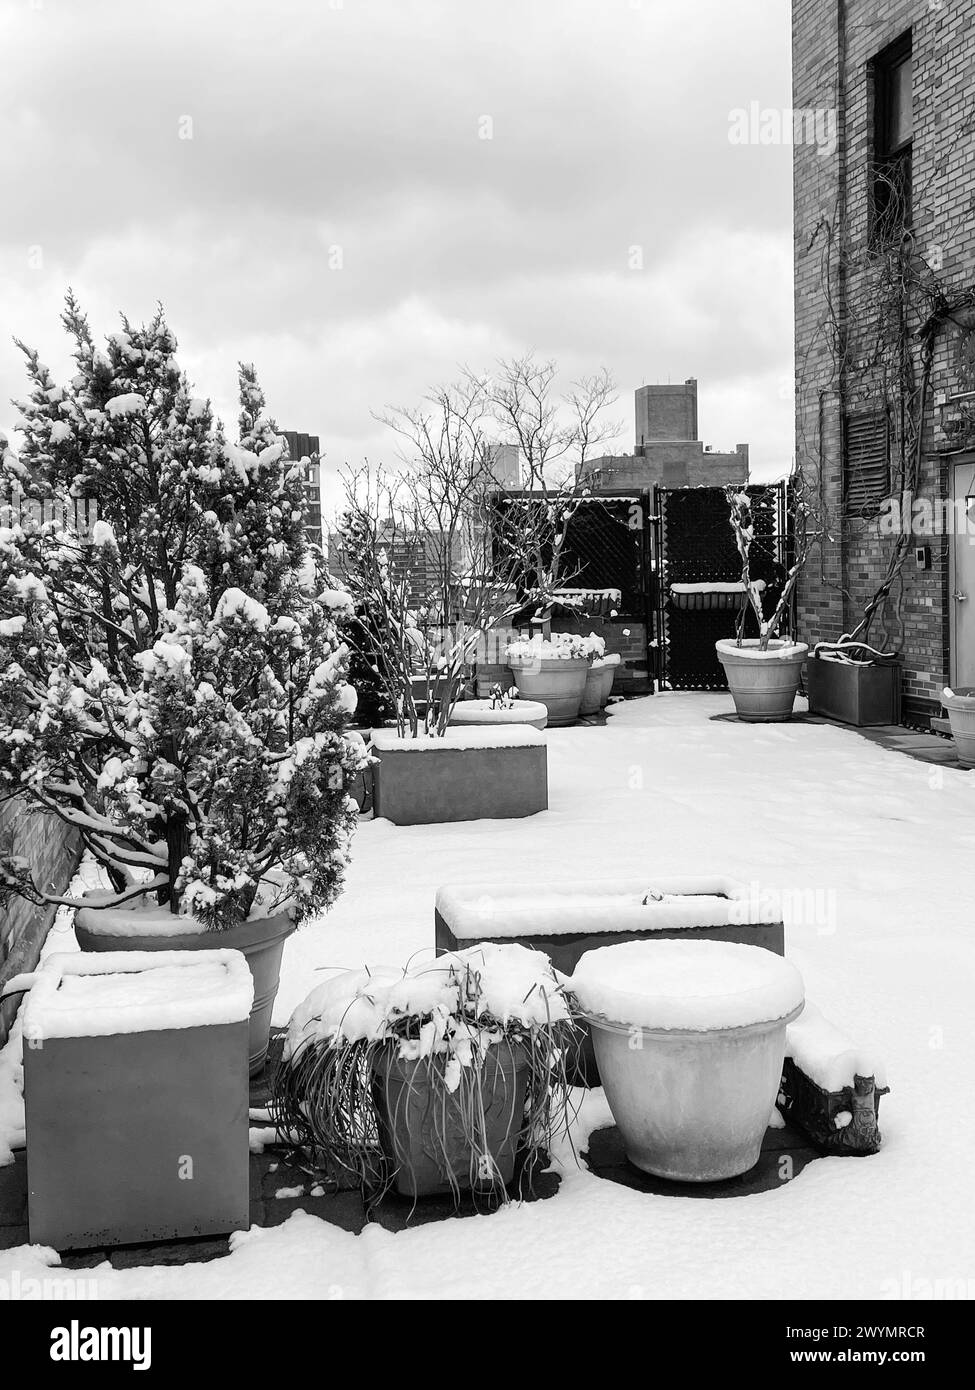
(435, 876, 784, 1086)
(21, 949, 252, 1250)
(371, 727, 548, 825)
(805, 652, 901, 727)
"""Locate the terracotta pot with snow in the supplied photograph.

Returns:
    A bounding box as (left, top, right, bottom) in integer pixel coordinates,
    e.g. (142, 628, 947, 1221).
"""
(505, 632, 604, 726)
(942, 686, 975, 768)
(597, 654, 620, 707)
(74, 880, 296, 1078)
(716, 638, 809, 722)
(273, 943, 579, 1205)
(572, 939, 804, 1182)
(580, 663, 604, 716)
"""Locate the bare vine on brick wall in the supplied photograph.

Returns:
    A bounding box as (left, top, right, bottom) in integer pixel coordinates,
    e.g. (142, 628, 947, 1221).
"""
(797, 158, 975, 659)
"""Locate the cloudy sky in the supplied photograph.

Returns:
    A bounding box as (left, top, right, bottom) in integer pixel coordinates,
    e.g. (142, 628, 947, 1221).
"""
(2, 0, 794, 519)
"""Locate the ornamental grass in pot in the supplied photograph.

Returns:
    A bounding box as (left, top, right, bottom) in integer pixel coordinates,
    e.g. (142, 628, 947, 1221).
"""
(0, 302, 365, 1075)
(273, 942, 581, 1207)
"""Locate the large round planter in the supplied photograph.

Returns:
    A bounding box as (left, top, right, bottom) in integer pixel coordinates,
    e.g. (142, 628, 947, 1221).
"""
(74, 904, 295, 1077)
(572, 939, 804, 1181)
(715, 639, 808, 722)
(596, 655, 619, 708)
(448, 697, 548, 730)
(371, 1041, 528, 1198)
(580, 663, 603, 715)
(506, 656, 588, 726)
(588, 1009, 802, 1181)
(474, 663, 515, 699)
(942, 687, 975, 768)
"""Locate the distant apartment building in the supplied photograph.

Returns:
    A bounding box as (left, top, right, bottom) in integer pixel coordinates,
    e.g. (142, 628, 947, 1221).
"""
(282, 430, 323, 549)
(792, 0, 975, 723)
(577, 379, 750, 490)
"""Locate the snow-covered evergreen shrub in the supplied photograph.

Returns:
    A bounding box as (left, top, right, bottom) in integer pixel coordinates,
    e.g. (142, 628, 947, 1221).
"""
(0, 298, 364, 929)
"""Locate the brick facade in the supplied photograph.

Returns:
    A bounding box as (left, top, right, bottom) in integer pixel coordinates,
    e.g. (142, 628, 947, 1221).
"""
(793, 0, 975, 723)
(0, 801, 82, 1045)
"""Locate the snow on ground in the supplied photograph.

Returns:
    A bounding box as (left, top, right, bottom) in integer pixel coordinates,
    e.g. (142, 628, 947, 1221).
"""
(3, 692, 975, 1298)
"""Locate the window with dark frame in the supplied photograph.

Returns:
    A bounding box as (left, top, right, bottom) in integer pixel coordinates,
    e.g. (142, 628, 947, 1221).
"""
(844, 411, 891, 515)
(871, 32, 912, 247)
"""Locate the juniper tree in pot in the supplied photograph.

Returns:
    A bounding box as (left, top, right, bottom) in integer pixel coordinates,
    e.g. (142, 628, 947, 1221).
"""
(0, 299, 364, 1072)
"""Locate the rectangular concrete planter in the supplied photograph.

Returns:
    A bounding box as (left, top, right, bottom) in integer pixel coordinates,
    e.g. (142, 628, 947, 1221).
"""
(371, 727, 547, 825)
(806, 652, 901, 727)
(20, 951, 251, 1249)
(435, 876, 784, 1086)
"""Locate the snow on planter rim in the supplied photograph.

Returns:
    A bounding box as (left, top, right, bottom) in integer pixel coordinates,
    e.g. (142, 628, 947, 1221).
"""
(715, 639, 809, 661)
(670, 580, 767, 594)
(448, 698, 548, 724)
(73, 875, 298, 937)
(571, 939, 804, 1033)
(436, 875, 756, 939)
(18, 949, 254, 1039)
(283, 941, 570, 1062)
(371, 726, 545, 751)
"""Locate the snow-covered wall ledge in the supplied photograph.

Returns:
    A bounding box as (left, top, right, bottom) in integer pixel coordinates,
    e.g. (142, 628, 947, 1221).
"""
(0, 797, 83, 1047)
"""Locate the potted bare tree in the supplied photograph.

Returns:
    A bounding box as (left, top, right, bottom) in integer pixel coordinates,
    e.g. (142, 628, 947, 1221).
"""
(715, 482, 814, 721)
(333, 356, 617, 820)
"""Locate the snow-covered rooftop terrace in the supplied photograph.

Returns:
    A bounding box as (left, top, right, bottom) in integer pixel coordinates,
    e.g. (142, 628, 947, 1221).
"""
(4, 691, 975, 1298)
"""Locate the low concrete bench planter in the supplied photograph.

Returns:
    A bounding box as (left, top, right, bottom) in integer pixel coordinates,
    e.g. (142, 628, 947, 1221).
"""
(435, 875, 784, 1084)
(13, 949, 251, 1249)
(371, 727, 548, 825)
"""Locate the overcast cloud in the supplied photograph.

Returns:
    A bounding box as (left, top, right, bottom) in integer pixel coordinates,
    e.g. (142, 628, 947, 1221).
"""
(1, 0, 794, 518)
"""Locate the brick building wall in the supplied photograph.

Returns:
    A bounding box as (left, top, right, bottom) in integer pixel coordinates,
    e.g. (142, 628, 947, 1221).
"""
(582, 445, 749, 491)
(793, 0, 975, 723)
(0, 801, 82, 1045)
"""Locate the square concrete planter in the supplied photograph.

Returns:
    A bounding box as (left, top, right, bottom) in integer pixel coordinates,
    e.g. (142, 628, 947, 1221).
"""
(371, 727, 547, 825)
(19, 949, 252, 1249)
(806, 652, 901, 727)
(435, 876, 784, 1085)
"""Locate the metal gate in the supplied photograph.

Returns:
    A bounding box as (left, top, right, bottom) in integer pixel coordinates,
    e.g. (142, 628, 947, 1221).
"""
(493, 488, 656, 688)
(652, 483, 792, 690)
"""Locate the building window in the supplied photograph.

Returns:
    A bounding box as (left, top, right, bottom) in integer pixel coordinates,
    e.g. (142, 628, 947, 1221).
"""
(871, 33, 912, 246)
(844, 411, 890, 515)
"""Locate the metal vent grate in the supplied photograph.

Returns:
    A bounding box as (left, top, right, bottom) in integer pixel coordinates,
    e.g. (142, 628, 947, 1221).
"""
(844, 412, 890, 514)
